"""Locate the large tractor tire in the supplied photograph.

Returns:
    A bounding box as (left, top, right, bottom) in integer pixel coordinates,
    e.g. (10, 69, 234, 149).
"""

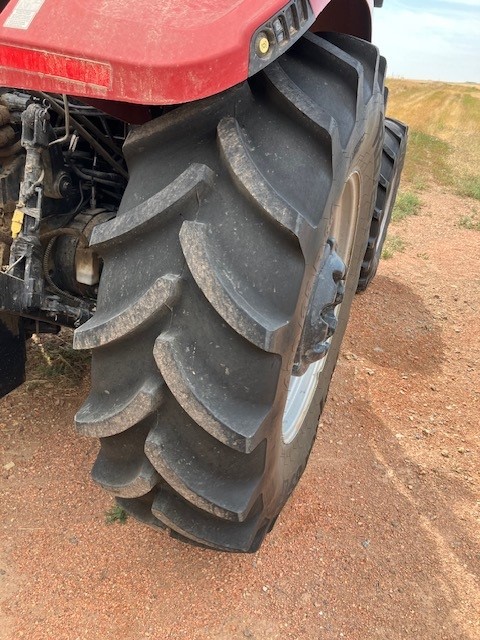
(74, 32, 385, 552)
(357, 117, 408, 292)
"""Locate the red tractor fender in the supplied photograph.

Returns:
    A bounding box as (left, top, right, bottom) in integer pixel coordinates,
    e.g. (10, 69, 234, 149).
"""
(0, 0, 373, 112)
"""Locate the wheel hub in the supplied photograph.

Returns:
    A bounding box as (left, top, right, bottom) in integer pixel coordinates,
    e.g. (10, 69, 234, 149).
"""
(293, 238, 346, 377)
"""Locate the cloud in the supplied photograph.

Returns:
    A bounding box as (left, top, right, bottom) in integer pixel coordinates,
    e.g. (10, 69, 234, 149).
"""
(372, 0, 480, 82)
(434, 0, 480, 7)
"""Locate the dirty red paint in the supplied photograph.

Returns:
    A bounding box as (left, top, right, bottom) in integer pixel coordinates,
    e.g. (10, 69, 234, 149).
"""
(0, 0, 373, 105)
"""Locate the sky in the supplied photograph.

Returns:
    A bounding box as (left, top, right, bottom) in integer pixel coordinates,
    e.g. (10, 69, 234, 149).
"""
(372, 0, 480, 83)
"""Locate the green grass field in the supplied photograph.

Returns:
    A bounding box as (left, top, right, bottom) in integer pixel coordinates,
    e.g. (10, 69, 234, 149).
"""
(387, 79, 480, 198)
(381, 80, 480, 258)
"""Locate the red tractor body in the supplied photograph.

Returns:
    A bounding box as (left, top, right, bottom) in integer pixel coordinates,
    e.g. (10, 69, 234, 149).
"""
(0, 0, 372, 110)
(0, 0, 409, 553)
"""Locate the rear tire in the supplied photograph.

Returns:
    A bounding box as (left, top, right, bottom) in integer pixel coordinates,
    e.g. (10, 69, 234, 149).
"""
(74, 33, 385, 551)
(357, 117, 408, 292)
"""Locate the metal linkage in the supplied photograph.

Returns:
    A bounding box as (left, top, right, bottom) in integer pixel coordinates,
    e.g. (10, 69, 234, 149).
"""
(8, 103, 50, 308)
(0, 101, 93, 328)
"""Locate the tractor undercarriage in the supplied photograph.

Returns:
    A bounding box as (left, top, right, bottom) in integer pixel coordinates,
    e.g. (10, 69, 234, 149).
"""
(0, 90, 130, 315)
(0, 89, 130, 392)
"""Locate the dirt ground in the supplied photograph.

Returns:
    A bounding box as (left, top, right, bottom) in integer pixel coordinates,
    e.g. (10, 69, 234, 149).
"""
(0, 185, 479, 640)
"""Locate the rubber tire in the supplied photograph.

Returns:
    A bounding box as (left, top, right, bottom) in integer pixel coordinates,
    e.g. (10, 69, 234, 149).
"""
(357, 117, 408, 292)
(74, 32, 385, 552)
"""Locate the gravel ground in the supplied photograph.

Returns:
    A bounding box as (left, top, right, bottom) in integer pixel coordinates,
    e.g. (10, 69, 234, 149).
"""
(0, 186, 479, 640)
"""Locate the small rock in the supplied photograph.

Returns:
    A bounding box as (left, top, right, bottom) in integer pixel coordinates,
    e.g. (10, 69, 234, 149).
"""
(365, 368, 375, 376)
(441, 450, 449, 458)
(3, 462, 15, 471)
(458, 447, 465, 454)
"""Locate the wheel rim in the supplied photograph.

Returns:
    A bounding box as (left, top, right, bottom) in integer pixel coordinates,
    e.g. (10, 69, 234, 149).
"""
(282, 173, 361, 444)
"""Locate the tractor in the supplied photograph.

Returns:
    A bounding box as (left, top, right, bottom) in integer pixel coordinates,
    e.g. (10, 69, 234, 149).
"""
(0, 0, 407, 551)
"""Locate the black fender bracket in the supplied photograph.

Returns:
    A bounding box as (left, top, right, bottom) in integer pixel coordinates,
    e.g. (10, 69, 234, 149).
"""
(0, 312, 26, 398)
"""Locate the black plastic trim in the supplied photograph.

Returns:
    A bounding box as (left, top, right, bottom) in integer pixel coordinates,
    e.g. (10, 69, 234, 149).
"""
(249, 0, 315, 76)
